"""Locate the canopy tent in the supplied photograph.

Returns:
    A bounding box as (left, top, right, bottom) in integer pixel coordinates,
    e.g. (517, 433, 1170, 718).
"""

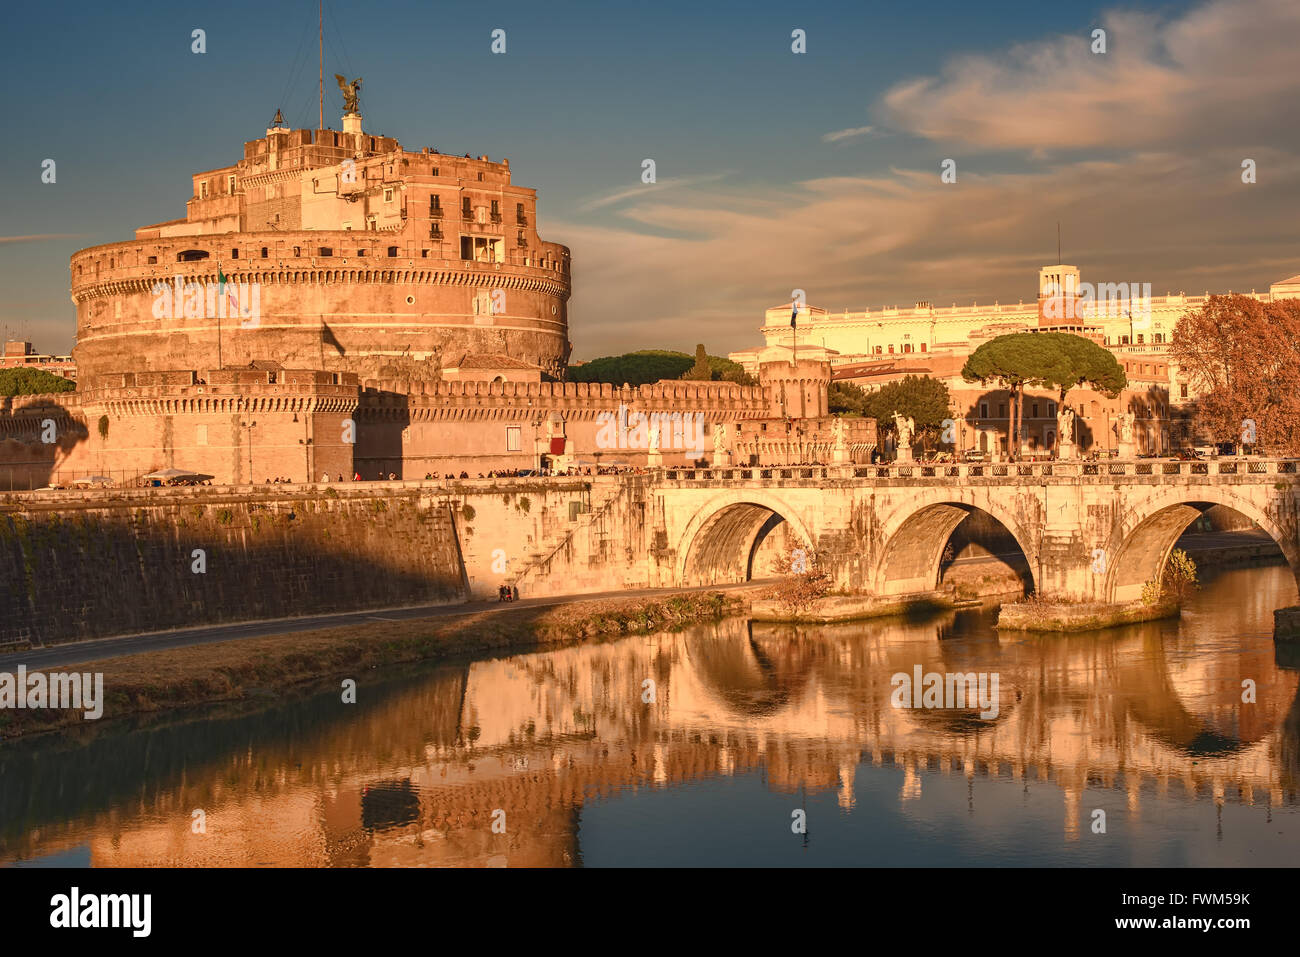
(142, 468, 214, 482)
(71, 475, 114, 485)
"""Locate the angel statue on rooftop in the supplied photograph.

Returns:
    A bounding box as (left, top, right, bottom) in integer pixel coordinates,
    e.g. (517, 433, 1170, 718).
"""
(335, 75, 363, 115)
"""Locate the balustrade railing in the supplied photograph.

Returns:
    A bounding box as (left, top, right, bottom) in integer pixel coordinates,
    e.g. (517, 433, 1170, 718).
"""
(657, 457, 1300, 483)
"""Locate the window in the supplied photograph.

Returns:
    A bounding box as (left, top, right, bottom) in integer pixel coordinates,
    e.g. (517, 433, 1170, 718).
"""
(461, 235, 503, 262)
(231, 248, 239, 259)
(920, 343, 926, 353)
(146, 255, 157, 264)
(1180, 383, 1189, 399)
(227, 175, 236, 193)
(462, 197, 472, 219)
(1048, 403, 1056, 418)
(980, 403, 989, 419)
(430, 195, 442, 216)
(199, 181, 209, 199)
(384, 187, 394, 203)
(1137, 333, 1145, 344)
(998, 403, 1007, 418)
(293, 246, 301, 256)
(387, 245, 398, 257)
(516, 202, 526, 223)
(431, 167, 439, 177)
(888, 344, 895, 354)
(490, 199, 501, 222)
(506, 426, 521, 452)
(318, 247, 333, 257)
(1031, 402, 1039, 418)
(260, 247, 268, 258)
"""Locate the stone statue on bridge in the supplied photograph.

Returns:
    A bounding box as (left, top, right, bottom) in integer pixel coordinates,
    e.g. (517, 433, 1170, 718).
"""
(646, 416, 663, 467)
(892, 412, 915, 463)
(1117, 411, 1137, 457)
(711, 422, 731, 468)
(1057, 405, 1076, 459)
(831, 415, 849, 464)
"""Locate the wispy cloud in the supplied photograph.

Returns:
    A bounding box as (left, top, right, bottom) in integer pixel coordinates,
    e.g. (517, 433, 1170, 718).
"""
(579, 173, 730, 211)
(821, 125, 876, 143)
(563, 146, 1300, 357)
(0, 234, 84, 245)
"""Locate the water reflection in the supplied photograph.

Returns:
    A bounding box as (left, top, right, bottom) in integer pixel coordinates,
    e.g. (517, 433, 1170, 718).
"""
(2, 565, 1298, 867)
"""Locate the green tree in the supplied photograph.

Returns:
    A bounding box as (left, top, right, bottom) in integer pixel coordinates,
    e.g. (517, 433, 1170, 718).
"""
(683, 343, 713, 380)
(0, 368, 76, 397)
(961, 332, 1122, 459)
(861, 375, 953, 450)
(568, 350, 695, 386)
(963, 334, 1051, 458)
(828, 381, 871, 416)
(1034, 331, 1126, 408)
(567, 348, 755, 387)
(704, 355, 756, 386)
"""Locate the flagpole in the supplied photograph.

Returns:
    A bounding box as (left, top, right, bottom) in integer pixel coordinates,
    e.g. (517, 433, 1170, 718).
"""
(216, 261, 223, 371)
(319, 2, 324, 130)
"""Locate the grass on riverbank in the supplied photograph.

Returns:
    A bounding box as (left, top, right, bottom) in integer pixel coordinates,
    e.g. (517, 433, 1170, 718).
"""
(0, 590, 746, 739)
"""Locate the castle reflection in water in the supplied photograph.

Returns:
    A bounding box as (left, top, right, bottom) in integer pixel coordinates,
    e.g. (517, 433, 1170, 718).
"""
(2, 565, 1297, 868)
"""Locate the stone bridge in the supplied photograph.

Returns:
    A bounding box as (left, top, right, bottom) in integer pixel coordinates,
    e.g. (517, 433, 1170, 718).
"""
(525, 458, 1300, 606)
(8, 457, 1300, 645)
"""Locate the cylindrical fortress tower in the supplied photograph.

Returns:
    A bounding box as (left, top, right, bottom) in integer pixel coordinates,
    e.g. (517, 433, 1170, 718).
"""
(71, 113, 572, 387)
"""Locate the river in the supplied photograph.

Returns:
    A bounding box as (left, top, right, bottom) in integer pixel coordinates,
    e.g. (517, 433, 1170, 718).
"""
(2, 563, 1298, 867)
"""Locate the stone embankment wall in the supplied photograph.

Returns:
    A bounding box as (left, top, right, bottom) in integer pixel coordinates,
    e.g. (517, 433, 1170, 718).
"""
(0, 486, 465, 645)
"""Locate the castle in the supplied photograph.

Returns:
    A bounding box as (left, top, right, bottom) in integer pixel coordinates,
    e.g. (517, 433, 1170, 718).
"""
(0, 102, 868, 489)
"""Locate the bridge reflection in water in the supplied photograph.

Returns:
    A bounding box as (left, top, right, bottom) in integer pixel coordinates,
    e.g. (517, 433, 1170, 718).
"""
(2, 566, 1298, 867)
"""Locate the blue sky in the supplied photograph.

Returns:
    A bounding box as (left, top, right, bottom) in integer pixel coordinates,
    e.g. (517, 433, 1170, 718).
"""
(3, 0, 1296, 359)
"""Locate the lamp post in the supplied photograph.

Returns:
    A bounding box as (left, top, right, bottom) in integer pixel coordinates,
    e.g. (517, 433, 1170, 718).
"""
(294, 411, 313, 480)
(240, 419, 257, 483)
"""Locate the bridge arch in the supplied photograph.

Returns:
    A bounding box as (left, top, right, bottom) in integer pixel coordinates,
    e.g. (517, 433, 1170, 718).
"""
(874, 490, 1039, 596)
(1105, 485, 1300, 602)
(676, 490, 816, 587)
